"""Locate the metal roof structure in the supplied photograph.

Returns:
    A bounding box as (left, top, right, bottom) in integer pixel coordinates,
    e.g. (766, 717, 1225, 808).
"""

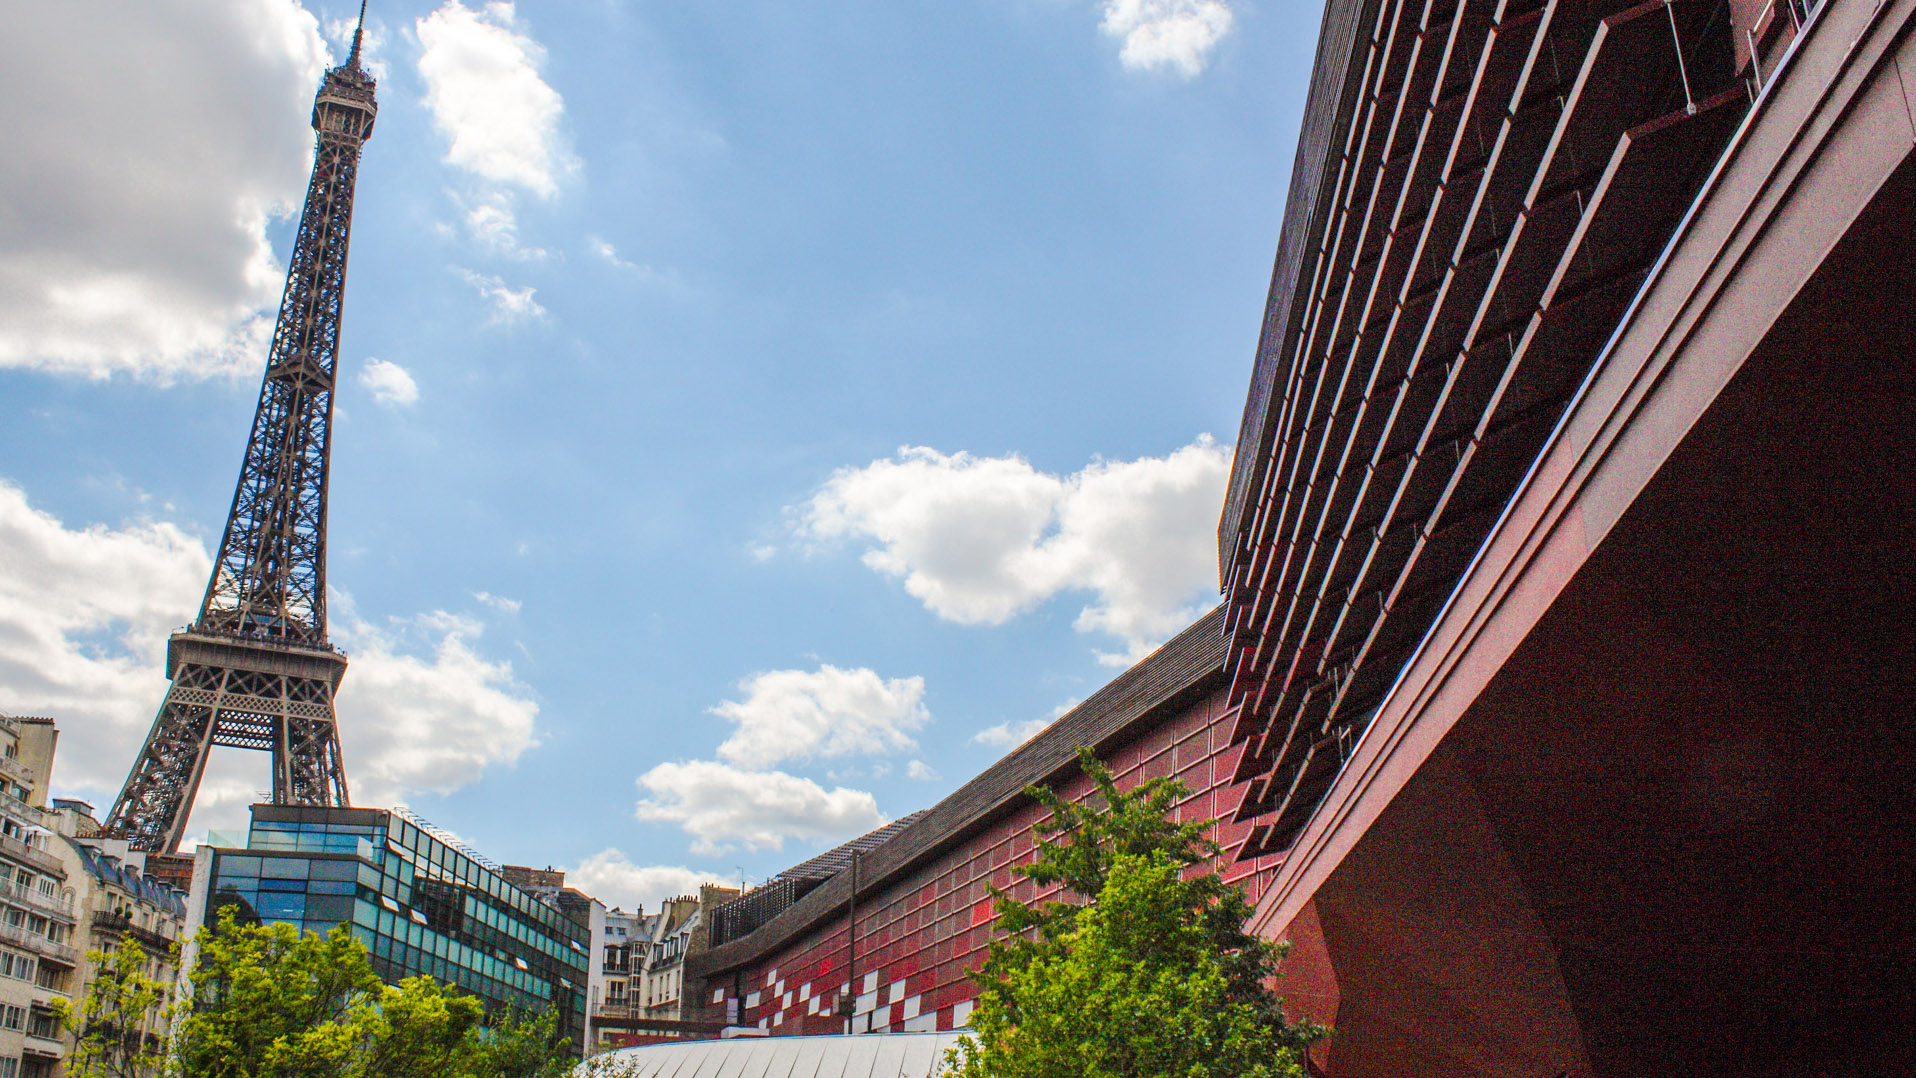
(773, 812, 930, 884)
(580, 1031, 968, 1078)
(709, 811, 931, 947)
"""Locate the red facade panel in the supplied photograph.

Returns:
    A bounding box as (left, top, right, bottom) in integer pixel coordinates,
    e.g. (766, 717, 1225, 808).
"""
(705, 686, 1284, 1034)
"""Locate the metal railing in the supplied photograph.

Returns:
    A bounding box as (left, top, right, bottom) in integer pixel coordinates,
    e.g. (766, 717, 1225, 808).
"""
(92, 910, 176, 950)
(1745, 0, 1820, 90)
(0, 918, 80, 965)
(0, 876, 77, 920)
(0, 754, 33, 785)
(0, 789, 55, 829)
(0, 831, 64, 876)
(391, 806, 502, 875)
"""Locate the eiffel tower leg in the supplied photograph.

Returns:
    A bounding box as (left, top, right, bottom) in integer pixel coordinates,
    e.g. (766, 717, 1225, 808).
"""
(104, 665, 224, 854)
(107, 634, 350, 852)
(280, 715, 351, 807)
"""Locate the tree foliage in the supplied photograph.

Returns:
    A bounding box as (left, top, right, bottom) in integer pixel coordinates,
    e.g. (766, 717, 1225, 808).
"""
(166, 907, 573, 1078)
(54, 936, 176, 1078)
(946, 747, 1325, 1078)
(173, 909, 382, 1078)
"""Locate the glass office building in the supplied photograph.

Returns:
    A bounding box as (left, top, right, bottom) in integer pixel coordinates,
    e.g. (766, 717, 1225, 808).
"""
(193, 806, 588, 1048)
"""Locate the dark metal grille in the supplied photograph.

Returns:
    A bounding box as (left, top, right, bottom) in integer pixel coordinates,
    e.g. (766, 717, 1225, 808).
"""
(711, 878, 824, 947)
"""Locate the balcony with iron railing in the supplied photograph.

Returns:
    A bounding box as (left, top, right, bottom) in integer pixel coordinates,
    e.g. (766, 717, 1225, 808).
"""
(0, 919, 81, 967)
(92, 910, 176, 951)
(0, 788, 55, 830)
(0, 753, 34, 786)
(0, 877, 76, 922)
(0, 831, 64, 876)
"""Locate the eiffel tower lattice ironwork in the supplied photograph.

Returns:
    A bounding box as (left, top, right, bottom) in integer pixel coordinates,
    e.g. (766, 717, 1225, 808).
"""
(105, 13, 378, 855)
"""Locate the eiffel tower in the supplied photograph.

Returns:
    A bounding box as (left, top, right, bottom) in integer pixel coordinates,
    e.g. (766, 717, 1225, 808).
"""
(105, 8, 378, 856)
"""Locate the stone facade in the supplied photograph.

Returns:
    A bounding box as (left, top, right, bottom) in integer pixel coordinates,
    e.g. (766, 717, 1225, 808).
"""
(0, 717, 76, 1078)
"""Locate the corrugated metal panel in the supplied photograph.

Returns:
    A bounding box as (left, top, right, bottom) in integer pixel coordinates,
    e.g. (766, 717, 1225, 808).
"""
(584, 1034, 968, 1078)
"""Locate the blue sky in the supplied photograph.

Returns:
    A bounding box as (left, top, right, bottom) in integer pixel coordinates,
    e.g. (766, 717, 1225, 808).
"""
(0, 0, 1314, 909)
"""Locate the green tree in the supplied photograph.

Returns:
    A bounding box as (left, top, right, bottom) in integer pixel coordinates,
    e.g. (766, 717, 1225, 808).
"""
(172, 908, 576, 1078)
(346, 976, 485, 1078)
(946, 747, 1325, 1078)
(464, 1006, 578, 1078)
(173, 908, 381, 1078)
(54, 936, 176, 1078)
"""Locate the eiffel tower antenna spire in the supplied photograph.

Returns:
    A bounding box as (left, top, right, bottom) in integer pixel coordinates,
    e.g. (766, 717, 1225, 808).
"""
(348, 0, 368, 67)
(104, 33, 380, 856)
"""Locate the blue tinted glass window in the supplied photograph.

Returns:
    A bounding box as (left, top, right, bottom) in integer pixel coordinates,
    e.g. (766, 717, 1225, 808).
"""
(260, 857, 305, 879)
(259, 878, 306, 893)
(220, 856, 261, 877)
(307, 895, 354, 923)
(308, 860, 356, 881)
(213, 888, 258, 912)
(257, 893, 305, 919)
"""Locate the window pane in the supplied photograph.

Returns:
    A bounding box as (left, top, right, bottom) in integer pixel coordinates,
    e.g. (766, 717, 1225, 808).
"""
(257, 893, 305, 919)
(307, 896, 354, 923)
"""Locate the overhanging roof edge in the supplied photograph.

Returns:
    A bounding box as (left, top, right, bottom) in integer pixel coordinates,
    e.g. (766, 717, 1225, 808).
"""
(1219, 0, 1391, 583)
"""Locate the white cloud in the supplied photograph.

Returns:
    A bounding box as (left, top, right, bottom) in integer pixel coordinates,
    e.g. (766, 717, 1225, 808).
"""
(973, 717, 1054, 748)
(473, 591, 522, 615)
(588, 236, 635, 270)
(0, 480, 538, 839)
(974, 697, 1078, 748)
(0, 0, 331, 379)
(417, 1, 574, 253)
(801, 437, 1229, 664)
(570, 849, 731, 912)
(586, 236, 697, 299)
(711, 665, 929, 770)
(0, 481, 211, 797)
(906, 760, 939, 781)
(635, 760, 884, 856)
(357, 358, 419, 407)
(330, 603, 540, 807)
(458, 192, 548, 259)
(458, 269, 546, 324)
(1101, 0, 1235, 77)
